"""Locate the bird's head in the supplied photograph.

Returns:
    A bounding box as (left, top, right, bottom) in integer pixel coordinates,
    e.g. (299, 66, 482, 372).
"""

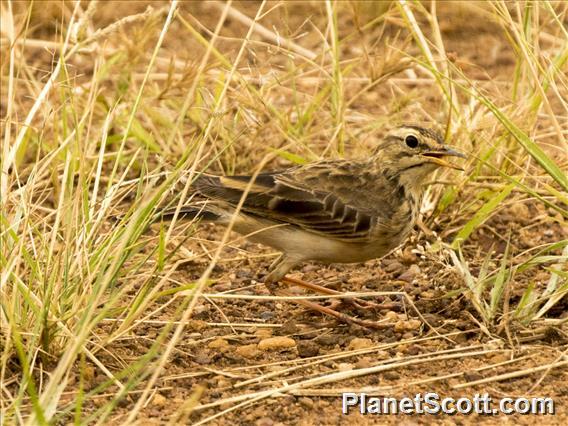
(374, 125, 466, 188)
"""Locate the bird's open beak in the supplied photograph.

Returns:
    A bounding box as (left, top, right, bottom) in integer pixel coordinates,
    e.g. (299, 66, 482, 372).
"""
(422, 147, 466, 171)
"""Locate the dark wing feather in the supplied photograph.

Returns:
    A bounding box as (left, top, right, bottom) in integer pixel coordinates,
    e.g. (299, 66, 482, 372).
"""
(193, 163, 393, 242)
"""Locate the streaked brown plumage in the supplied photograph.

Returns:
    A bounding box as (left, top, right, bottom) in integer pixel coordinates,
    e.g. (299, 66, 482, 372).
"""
(163, 125, 465, 286)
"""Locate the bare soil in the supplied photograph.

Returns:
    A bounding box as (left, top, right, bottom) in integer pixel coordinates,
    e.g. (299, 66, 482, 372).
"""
(90, 200, 566, 425)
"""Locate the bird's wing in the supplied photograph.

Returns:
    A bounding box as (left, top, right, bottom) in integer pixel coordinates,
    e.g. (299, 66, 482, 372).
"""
(194, 162, 397, 242)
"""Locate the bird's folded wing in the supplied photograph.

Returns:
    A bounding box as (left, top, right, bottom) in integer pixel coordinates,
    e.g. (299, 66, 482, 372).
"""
(194, 171, 379, 242)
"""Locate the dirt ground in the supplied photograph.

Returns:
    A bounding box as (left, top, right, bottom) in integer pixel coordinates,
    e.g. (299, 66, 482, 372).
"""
(89, 200, 566, 425)
(4, 1, 568, 424)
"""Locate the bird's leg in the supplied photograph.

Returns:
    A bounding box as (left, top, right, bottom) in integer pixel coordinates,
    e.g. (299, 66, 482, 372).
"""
(262, 256, 392, 329)
(284, 293, 391, 329)
(281, 276, 398, 311)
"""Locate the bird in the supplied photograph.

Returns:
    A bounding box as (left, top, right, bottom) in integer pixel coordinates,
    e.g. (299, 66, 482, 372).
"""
(162, 124, 465, 327)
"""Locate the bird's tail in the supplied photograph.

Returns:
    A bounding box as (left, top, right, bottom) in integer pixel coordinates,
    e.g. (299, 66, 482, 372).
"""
(159, 205, 222, 223)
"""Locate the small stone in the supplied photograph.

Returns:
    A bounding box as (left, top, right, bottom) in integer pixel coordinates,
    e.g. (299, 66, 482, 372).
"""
(405, 345, 421, 355)
(384, 311, 399, 321)
(383, 371, 400, 380)
(187, 320, 207, 331)
(315, 334, 340, 346)
(258, 337, 296, 351)
(212, 283, 232, 292)
(402, 332, 414, 340)
(509, 203, 529, 220)
(385, 261, 404, 274)
(401, 248, 418, 265)
(398, 265, 421, 282)
(464, 372, 483, 382)
(394, 320, 407, 333)
(255, 417, 273, 426)
(298, 397, 314, 409)
(152, 392, 167, 407)
(280, 320, 299, 335)
(194, 350, 211, 364)
(302, 264, 319, 273)
(214, 375, 231, 388)
(338, 362, 354, 372)
(407, 319, 421, 330)
(255, 328, 273, 339)
(347, 337, 373, 351)
(456, 320, 470, 330)
(260, 311, 275, 320)
(236, 344, 260, 359)
(355, 357, 373, 369)
(208, 338, 230, 352)
(297, 340, 320, 358)
(236, 270, 252, 279)
(395, 319, 422, 333)
(489, 353, 510, 364)
(83, 365, 95, 383)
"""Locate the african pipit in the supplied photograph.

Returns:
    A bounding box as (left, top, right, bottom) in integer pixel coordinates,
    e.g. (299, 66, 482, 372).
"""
(163, 125, 465, 327)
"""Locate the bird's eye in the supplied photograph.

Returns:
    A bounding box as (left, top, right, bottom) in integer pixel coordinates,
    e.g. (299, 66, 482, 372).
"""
(405, 135, 419, 148)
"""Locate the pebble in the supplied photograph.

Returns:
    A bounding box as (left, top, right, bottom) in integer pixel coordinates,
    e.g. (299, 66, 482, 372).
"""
(394, 321, 407, 333)
(187, 320, 207, 331)
(258, 337, 296, 351)
(255, 417, 274, 426)
(280, 320, 299, 335)
(208, 338, 230, 352)
(509, 203, 529, 221)
(398, 265, 421, 282)
(394, 319, 422, 332)
(355, 357, 373, 369)
(212, 283, 232, 292)
(302, 264, 319, 273)
(338, 362, 354, 372)
(236, 270, 252, 279)
(347, 337, 373, 351)
(236, 344, 261, 359)
(384, 311, 399, 321)
(385, 261, 404, 274)
(463, 371, 483, 382)
(411, 288, 422, 296)
(298, 397, 314, 409)
(455, 320, 470, 330)
(315, 334, 340, 346)
(152, 393, 167, 406)
(407, 319, 421, 330)
(260, 311, 275, 320)
(405, 344, 421, 355)
(255, 328, 273, 339)
(401, 248, 418, 264)
(383, 371, 400, 380)
(297, 340, 320, 358)
(194, 350, 211, 364)
(422, 314, 443, 327)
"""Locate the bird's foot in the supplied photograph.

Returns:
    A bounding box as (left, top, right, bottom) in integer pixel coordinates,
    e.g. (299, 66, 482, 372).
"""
(281, 275, 390, 311)
(327, 299, 400, 312)
(258, 275, 391, 329)
(289, 294, 391, 329)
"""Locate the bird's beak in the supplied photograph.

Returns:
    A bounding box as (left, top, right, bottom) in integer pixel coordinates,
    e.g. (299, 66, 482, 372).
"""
(422, 147, 466, 171)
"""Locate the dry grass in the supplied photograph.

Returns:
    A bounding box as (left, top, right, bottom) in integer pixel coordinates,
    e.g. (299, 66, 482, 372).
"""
(1, 1, 567, 424)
